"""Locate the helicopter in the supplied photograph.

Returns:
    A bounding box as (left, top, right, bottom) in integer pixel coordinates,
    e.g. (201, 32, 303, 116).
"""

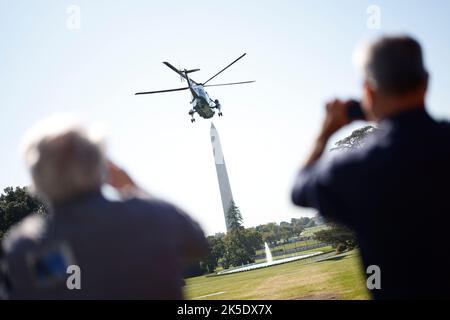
(135, 53, 255, 122)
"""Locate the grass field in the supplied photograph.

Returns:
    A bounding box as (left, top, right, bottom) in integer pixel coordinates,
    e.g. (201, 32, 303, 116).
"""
(185, 250, 371, 300)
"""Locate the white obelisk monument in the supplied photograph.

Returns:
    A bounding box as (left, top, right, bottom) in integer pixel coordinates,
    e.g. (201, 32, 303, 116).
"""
(210, 123, 234, 232)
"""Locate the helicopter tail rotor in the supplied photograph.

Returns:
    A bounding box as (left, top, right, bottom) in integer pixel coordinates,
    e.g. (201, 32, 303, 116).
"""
(184, 69, 200, 74)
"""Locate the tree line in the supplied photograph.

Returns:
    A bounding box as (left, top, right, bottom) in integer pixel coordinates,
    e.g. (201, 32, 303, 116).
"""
(0, 187, 46, 239)
(198, 201, 320, 274)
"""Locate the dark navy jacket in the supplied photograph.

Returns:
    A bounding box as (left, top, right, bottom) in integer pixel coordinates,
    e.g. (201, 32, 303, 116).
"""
(292, 108, 450, 299)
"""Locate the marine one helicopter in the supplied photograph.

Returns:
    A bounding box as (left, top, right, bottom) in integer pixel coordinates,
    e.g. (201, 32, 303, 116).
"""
(135, 53, 255, 122)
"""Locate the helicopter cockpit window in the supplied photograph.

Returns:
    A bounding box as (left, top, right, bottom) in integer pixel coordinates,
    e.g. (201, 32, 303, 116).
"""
(196, 87, 209, 100)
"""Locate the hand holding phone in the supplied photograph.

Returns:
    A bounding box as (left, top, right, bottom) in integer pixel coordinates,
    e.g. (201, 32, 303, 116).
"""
(347, 100, 367, 121)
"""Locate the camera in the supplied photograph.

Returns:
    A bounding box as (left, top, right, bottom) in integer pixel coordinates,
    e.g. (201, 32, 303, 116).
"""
(347, 100, 366, 121)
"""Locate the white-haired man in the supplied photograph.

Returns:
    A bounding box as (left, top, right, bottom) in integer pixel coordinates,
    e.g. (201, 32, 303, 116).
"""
(1, 118, 207, 299)
(292, 35, 450, 299)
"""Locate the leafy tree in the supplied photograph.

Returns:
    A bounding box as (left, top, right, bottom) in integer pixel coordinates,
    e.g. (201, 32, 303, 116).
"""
(0, 186, 46, 239)
(256, 222, 279, 246)
(292, 224, 305, 237)
(226, 201, 243, 232)
(314, 223, 357, 250)
(291, 217, 313, 230)
(223, 201, 263, 268)
(305, 219, 316, 228)
(200, 235, 225, 273)
(254, 218, 311, 245)
(279, 223, 294, 243)
(222, 228, 262, 268)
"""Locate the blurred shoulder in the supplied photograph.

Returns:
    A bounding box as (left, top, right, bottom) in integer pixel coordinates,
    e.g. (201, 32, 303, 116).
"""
(434, 119, 450, 151)
(123, 196, 181, 214)
(436, 119, 450, 134)
(117, 196, 194, 224)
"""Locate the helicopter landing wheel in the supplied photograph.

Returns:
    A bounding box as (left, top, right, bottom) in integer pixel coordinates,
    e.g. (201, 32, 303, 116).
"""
(218, 112, 223, 117)
(191, 118, 195, 123)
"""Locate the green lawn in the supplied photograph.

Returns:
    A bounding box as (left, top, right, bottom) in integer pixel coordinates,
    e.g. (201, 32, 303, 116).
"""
(184, 250, 370, 300)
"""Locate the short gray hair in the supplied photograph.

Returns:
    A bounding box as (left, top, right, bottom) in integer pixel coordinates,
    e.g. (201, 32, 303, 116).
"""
(22, 117, 106, 205)
(362, 35, 428, 94)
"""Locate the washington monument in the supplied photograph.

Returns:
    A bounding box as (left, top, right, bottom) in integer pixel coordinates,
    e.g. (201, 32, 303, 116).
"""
(210, 123, 234, 232)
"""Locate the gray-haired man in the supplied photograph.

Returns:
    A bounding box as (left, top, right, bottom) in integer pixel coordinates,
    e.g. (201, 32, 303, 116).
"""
(292, 35, 450, 299)
(1, 118, 207, 299)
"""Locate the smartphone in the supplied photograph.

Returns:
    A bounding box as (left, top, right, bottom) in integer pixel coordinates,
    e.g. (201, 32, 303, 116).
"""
(347, 100, 366, 121)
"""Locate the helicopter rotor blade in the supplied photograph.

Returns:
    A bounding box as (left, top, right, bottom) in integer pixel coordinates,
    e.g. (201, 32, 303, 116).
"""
(203, 53, 247, 85)
(135, 87, 189, 95)
(203, 80, 255, 88)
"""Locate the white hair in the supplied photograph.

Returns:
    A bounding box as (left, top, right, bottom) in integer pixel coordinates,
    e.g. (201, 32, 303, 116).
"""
(21, 116, 107, 206)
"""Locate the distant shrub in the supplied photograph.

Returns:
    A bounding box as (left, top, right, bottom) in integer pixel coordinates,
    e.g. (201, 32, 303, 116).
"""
(336, 243, 347, 254)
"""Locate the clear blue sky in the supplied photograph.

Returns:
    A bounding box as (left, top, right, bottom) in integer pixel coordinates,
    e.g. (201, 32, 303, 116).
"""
(1, 0, 450, 235)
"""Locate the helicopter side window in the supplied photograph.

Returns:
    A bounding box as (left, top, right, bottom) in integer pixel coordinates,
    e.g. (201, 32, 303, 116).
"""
(197, 88, 206, 99)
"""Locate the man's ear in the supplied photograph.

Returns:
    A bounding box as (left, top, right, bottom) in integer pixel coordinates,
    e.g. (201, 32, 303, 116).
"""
(363, 81, 375, 108)
(362, 81, 378, 121)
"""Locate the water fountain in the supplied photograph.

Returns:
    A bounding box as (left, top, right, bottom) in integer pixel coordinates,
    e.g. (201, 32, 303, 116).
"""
(264, 242, 273, 265)
(216, 242, 323, 275)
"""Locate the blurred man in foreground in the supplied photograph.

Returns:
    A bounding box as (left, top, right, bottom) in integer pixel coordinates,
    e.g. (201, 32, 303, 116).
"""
(292, 35, 450, 299)
(1, 118, 207, 299)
